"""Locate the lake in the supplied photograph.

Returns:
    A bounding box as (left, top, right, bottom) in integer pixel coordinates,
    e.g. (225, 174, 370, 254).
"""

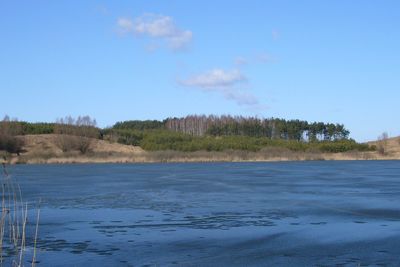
(4, 161, 400, 266)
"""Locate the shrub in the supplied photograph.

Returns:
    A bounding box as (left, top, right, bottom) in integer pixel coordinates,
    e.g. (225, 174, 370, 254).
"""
(0, 134, 24, 154)
(0, 116, 25, 154)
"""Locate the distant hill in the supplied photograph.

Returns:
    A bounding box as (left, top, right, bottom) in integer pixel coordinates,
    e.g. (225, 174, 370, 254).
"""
(3, 134, 398, 164)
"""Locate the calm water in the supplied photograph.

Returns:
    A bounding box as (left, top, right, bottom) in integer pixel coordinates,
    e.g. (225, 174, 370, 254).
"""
(4, 161, 400, 266)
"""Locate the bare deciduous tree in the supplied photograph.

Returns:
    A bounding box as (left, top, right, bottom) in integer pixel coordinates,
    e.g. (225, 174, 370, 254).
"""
(54, 116, 98, 154)
(0, 115, 24, 156)
(377, 132, 389, 155)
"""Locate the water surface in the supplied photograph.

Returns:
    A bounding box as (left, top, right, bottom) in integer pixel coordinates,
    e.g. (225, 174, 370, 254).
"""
(6, 161, 400, 266)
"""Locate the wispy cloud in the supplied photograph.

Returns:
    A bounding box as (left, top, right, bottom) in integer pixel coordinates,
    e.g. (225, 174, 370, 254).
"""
(224, 91, 259, 106)
(235, 52, 275, 66)
(234, 57, 248, 66)
(117, 13, 192, 50)
(272, 29, 279, 40)
(179, 68, 264, 108)
(96, 5, 109, 16)
(117, 17, 134, 33)
(256, 52, 274, 63)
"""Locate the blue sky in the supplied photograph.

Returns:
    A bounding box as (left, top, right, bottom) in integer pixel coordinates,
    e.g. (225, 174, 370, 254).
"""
(1, 1, 399, 141)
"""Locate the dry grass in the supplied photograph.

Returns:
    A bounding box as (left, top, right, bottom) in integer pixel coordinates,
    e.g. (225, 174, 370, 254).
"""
(15, 134, 144, 164)
(368, 136, 400, 157)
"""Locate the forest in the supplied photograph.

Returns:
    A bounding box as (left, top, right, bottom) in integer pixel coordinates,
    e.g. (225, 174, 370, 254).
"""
(165, 115, 350, 141)
(106, 115, 370, 153)
(113, 115, 350, 141)
(0, 115, 372, 154)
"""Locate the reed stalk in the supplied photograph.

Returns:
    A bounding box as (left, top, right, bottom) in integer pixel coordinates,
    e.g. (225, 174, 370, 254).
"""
(0, 159, 40, 267)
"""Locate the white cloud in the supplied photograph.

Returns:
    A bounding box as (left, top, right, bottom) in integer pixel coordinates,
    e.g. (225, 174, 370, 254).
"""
(116, 13, 192, 50)
(180, 69, 246, 89)
(179, 69, 262, 108)
(134, 14, 176, 37)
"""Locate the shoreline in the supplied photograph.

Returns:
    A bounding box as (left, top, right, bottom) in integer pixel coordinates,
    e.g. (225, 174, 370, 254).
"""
(6, 152, 399, 165)
(10, 159, 400, 165)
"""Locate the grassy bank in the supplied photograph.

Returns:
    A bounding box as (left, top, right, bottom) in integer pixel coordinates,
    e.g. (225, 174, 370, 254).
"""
(1, 134, 395, 164)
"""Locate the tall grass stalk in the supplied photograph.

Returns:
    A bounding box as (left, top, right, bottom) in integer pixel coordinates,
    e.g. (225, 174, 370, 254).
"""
(0, 161, 40, 267)
(31, 201, 40, 267)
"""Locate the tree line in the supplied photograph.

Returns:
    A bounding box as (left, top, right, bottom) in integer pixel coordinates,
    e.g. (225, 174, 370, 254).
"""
(1, 114, 374, 155)
(164, 115, 349, 141)
(108, 116, 372, 153)
(8, 114, 347, 143)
